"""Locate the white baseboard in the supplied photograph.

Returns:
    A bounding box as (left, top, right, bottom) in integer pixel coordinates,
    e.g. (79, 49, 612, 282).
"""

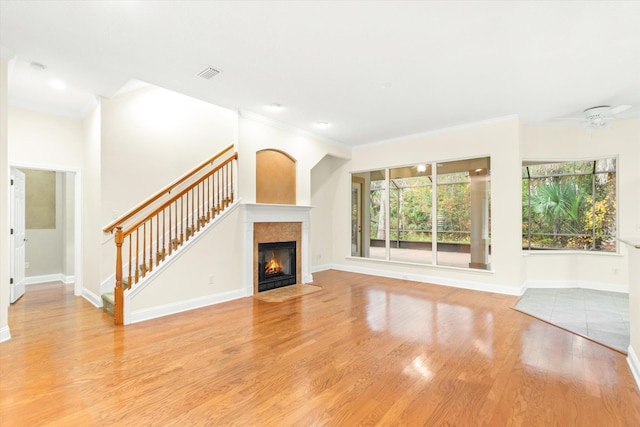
(24, 273, 67, 285)
(62, 275, 75, 285)
(524, 279, 628, 294)
(331, 263, 523, 296)
(311, 263, 332, 273)
(128, 289, 246, 325)
(0, 326, 11, 343)
(628, 345, 640, 392)
(82, 288, 103, 308)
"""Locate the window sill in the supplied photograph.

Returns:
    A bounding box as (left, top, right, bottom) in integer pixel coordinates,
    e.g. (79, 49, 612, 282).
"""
(521, 250, 622, 257)
(346, 256, 495, 274)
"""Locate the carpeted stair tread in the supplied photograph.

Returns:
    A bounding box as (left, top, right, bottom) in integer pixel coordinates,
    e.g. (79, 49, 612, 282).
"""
(101, 292, 115, 316)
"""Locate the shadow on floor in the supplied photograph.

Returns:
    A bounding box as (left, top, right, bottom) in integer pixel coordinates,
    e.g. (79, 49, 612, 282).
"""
(514, 288, 629, 353)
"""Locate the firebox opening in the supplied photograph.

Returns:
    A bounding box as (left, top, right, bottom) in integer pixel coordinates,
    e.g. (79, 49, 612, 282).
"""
(258, 241, 296, 292)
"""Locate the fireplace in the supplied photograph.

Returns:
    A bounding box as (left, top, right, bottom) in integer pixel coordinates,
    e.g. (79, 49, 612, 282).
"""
(258, 241, 297, 292)
(246, 205, 311, 296)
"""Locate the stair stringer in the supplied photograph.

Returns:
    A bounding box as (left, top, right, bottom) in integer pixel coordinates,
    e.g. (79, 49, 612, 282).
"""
(122, 199, 246, 325)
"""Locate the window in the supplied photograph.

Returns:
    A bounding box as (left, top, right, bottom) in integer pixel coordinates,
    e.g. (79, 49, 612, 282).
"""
(351, 157, 490, 270)
(522, 159, 616, 252)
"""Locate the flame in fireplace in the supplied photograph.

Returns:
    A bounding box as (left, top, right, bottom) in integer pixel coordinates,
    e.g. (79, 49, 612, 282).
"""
(265, 252, 283, 275)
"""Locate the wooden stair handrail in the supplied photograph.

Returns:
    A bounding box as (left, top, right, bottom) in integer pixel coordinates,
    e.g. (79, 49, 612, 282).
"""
(110, 148, 238, 325)
(122, 153, 237, 237)
(103, 144, 234, 233)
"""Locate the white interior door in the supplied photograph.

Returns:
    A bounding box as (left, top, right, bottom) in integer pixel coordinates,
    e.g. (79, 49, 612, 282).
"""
(10, 167, 26, 303)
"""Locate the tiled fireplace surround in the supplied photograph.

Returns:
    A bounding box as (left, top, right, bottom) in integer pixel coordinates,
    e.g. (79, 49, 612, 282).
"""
(243, 204, 313, 295)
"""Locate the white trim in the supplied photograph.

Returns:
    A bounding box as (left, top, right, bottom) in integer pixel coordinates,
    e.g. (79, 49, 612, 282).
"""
(121, 201, 242, 323)
(312, 263, 332, 273)
(524, 279, 628, 294)
(239, 110, 350, 151)
(627, 345, 640, 391)
(243, 203, 314, 297)
(0, 326, 11, 343)
(522, 250, 623, 257)
(22, 274, 75, 286)
(23, 274, 66, 285)
(8, 163, 83, 298)
(331, 263, 524, 296)
(73, 171, 82, 296)
(82, 288, 102, 308)
(357, 114, 519, 150)
(129, 289, 246, 324)
(124, 201, 242, 302)
(344, 255, 495, 275)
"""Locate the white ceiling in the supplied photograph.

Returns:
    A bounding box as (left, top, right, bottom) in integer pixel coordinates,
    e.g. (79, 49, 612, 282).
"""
(1, 1, 639, 147)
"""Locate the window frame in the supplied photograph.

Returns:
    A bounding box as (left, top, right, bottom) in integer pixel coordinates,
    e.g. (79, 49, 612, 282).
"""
(521, 157, 618, 254)
(350, 156, 491, 270)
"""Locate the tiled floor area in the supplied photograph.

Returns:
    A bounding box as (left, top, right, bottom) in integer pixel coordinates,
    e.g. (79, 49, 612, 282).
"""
(514, 288, 629, 353)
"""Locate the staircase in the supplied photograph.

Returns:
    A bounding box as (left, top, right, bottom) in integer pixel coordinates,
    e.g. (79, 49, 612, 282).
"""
(102, 145, 238, 325)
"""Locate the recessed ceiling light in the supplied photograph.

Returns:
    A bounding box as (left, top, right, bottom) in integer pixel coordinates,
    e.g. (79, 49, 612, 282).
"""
(49, 80, 66, 90)
(475, 168, 483, 172)
(417, 164, 427, 173)
(314, 121, 330, 129)
(266, 103, 282, 111)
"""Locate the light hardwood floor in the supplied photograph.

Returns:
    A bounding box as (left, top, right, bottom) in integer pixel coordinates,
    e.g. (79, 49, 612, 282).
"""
(2, 270, 639, 426)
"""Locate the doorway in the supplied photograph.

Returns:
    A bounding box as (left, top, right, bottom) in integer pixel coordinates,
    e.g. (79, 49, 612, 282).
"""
(351, 177, 364, 257)
(9, 165, 82, 300)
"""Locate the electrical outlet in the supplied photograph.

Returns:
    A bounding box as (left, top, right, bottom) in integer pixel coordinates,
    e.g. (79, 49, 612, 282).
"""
(25, 262, 29, 269)
(208, 274, 215, 285)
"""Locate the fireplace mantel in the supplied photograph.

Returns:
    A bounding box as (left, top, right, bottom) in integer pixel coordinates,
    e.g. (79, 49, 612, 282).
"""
(243, 204, 313, 295)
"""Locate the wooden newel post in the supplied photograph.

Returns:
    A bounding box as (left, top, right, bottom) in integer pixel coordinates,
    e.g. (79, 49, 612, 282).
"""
(230, 154, 238, 204)
(114, 226, 124, 325)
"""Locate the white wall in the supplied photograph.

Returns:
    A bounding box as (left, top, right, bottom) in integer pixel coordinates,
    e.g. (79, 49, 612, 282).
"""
(99, 85, 237, 226)
(24, 171, 64, 278)
(0, 58, 10, 341)
(522, 119, 640, 291)
(129, 205, 244, 322)
(21, 171, 74, 281)
(332, 117, 524, 294)
(8, 107, 84, 168)
(237, 115, 351, 206)
(98, 86, 238, 288)
(62, 172, 74, 277)
(628, 243, 640, 385)
(82, 106, 102, 301)
(310, 155, 345, 269)
(7, 108, 84, 290)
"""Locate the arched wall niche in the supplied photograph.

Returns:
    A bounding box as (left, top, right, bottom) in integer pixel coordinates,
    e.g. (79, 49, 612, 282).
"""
(256, 149, 296, 205)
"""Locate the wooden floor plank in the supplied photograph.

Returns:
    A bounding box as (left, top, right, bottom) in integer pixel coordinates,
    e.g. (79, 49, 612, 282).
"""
(1, 272, 639, 426)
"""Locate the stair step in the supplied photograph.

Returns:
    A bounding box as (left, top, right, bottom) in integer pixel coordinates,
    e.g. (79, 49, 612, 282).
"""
(101, 292, 115, 316)
(101, 204, 233, 319)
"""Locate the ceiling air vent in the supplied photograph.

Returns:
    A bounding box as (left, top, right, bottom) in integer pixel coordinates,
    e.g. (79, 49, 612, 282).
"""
(196, 66, 221, 79)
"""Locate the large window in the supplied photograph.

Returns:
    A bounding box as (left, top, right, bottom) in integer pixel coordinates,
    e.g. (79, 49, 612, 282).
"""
(351, 157, 490, 270)
(522, 159, 617, 252)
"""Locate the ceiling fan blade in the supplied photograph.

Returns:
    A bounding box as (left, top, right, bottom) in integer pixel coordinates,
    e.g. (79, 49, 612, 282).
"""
(610, 104, 632, 115)
(555, 117, 587, 121)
